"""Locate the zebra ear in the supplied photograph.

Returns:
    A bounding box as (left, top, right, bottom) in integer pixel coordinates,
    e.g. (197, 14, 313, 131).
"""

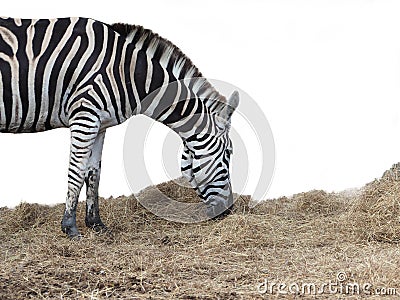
(219, 90, 240, 121)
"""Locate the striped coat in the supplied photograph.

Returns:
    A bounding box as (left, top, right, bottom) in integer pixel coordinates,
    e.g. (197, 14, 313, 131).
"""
(0, 17, 239, 238)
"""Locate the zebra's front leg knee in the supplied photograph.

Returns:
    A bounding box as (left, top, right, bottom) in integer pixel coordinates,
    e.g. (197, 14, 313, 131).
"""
(85, 167, 107, 232)
(61, 191, 81, 239)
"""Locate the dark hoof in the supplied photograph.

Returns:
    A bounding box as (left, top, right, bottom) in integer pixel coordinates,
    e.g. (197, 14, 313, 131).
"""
(61, 213, 81, 239)
(206, 199, 233, 219)
(85, 218, 109, 233)
(61, 225, 82, 240)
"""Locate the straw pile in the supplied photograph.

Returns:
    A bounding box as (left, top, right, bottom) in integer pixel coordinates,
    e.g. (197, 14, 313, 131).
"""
(347, 163, 400, 243)
(0, 164, 400, 299)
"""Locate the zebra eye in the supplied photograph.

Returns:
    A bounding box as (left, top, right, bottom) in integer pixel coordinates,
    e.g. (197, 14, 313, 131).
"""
(226, 148, 233, 156)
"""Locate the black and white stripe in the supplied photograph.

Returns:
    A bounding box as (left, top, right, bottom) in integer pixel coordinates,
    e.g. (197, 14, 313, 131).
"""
(0, 17, 239, 238)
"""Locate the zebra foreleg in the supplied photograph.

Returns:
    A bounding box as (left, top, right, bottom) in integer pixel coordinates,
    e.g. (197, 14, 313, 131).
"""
(84, 130, 107, 232)
(61, 108, 101, 239)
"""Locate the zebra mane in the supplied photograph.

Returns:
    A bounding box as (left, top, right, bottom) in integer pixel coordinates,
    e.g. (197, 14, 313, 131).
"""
(110, 23, 226, 111)
(111, 23, 202, 78)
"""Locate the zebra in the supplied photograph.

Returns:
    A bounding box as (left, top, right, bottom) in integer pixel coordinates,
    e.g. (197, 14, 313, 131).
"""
(0, 17, 239, 238)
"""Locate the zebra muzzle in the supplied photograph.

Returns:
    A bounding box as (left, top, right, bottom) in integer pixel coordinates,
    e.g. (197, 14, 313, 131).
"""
(205, 194, 233, 219)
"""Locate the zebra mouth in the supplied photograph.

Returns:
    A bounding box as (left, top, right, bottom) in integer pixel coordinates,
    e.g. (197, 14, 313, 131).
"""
(205, 194, 233, 219)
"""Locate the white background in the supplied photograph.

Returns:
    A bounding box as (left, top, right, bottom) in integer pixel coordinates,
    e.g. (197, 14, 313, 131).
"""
(1, 0, 400, 207)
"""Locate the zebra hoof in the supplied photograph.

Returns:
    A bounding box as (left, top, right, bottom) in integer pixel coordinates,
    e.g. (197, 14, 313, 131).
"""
(61, 213, 82, 239)
(85, 219, 109, 233)
(61, 225, 82, 240)
(206, 199, 233, 219)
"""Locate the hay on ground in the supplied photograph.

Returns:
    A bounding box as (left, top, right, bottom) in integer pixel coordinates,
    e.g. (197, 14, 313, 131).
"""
(1, 164, 400, 299)
(347, 163, 400, 243)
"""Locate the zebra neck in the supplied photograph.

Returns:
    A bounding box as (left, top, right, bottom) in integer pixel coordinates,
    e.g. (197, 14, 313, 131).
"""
(109, 23, 226, 128)
(137, 73, 225, 140)
(120, 29, 226, 135)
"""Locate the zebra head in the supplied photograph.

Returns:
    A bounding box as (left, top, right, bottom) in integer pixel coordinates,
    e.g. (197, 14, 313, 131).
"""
(181, 91, 240, 218)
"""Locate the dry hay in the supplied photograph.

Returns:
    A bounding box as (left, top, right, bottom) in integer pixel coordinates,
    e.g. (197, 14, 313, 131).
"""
(0, 202, 55, 234)
(347, 163, 400, 243)
(0, 166, 400, 299)
(286, 189, 347, 218)
(134, 178, 207, 223)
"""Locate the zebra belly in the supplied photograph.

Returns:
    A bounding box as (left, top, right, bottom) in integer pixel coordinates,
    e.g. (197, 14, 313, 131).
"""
(0, 73, 66, 133)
